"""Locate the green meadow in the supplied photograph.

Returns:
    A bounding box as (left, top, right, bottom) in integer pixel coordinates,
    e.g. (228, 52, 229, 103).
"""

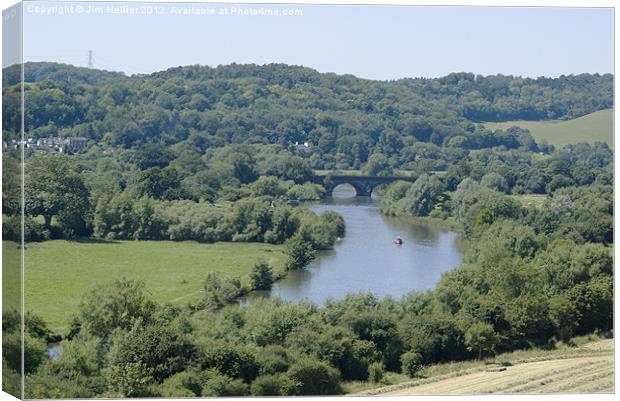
(509, 194, 548, 209)
(485, 108, 613, 148)
(6, 240, 286, 334)
(2, 241, 21, 313)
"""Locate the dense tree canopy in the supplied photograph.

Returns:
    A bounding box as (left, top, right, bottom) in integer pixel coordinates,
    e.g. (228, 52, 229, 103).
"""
(3, 63, 613, 169)
(1, 62, 614, 398)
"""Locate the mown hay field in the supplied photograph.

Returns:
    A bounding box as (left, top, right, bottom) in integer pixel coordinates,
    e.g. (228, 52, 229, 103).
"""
(374, 339, 613, 395)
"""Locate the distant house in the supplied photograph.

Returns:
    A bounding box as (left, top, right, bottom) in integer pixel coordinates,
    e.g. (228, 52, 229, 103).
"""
(64, 137, 88, 154)
(294, 141, 311, 154)
(27, 136, 89, 154)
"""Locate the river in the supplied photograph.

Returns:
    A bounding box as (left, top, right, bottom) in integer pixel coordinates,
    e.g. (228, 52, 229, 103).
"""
(47, 186, 464, 358)
(243, 185, 464, 304)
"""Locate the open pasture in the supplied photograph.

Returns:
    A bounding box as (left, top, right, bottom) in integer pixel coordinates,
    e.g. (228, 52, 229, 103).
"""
(7, 240, 286, 333)
(485, 108, 613, 148)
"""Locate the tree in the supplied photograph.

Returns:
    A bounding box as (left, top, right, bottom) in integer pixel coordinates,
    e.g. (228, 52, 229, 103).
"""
(474, 207, 495, 230)
(25, 155, 90, 237)
(464, 322, 500, 360)
(197, 341, 259, 383)
(546, 175, 575, 193)
(362, 153, 393, 176)
(285, 325, 378, 380)
(107, 323, 195, 383)
(135, 167, 184, 200)
(284, 235, 316, 270)
(276, 156, 313, 184)
(563, 276, 613, 335)
(76, 279, 157, 338)
(200, 368, 249, 396)
(348, 311, 403, 370)
(249, 176, 288, 198)
(250, 262, 274, 290)
(2, 331, 47, 374)
(403, 174, 445, 217)
(133, 143, 174, 170)
(548, 294, 579, 342)
(230, 150, 259, 184)
(480, 172, 509, 193)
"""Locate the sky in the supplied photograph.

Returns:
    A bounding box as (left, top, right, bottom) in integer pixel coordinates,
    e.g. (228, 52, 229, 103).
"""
(11, 1, 615, 80)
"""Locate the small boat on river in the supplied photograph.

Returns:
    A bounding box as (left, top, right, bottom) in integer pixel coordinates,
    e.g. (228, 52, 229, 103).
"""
(394, 236, 403, 245)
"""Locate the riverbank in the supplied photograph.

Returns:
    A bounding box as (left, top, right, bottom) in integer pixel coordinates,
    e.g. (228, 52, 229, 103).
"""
(5, 240, 287, 334)
(243, 195, 464, 305)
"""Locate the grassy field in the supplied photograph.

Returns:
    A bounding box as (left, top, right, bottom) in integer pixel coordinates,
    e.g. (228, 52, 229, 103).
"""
(485, 108, 613, 149)
(6, 240, 286, 333)
(510, 194, 548, 208)
(2, 241, 21, 313)
(355, 337, 613, 395)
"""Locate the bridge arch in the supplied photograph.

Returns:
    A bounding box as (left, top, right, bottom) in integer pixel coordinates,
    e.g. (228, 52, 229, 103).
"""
(330, 182, 373, 197)
(312, 174, 417, 198)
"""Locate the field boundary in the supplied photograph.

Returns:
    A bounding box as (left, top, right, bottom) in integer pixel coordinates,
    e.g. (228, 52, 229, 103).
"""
(355, 346, 613, 396)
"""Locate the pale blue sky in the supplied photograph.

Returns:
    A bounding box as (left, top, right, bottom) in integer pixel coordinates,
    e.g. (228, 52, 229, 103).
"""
(19, 1, 614, 80)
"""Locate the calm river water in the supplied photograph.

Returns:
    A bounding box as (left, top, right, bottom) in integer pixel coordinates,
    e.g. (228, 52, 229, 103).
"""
(48, 186, 464, 357)
(243, 186, 464, 304)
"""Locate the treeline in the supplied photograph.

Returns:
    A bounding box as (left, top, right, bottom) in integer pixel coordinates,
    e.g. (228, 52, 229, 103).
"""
(93, 196, 343, 246)
(2, 148, 325, 242)
(3, 62, 612, 169)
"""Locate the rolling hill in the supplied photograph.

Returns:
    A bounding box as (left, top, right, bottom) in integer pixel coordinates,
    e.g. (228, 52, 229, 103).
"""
(485, 108, 613, 149)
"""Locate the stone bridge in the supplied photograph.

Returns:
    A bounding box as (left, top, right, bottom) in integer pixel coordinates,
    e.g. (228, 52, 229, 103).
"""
(310, 175, 417, 197)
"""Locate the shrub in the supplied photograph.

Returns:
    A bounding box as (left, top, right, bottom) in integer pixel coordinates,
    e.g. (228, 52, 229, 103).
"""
(400, 351, 424, 378)
(2, 360, 21, 398)
(200, 368, 249, 396)
(257, 345, 290, 375)
(159, 371, 202, 397)
(250, 374, 284, 396)
(284, 357, 342, 395)
(203, 272, 243, 308)
(368, 361, 385, 383)
(197, 341, 259, 383)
